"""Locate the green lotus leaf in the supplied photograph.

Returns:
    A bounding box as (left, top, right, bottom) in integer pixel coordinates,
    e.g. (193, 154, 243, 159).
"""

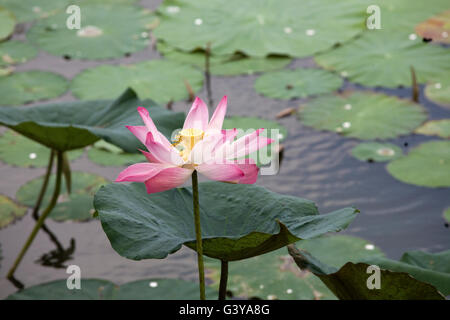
(27, 3, 152, 60)
(0, 194, 27, 228)
(0, 6, 15, 41)
(0, 130, 83, 167)
(205, 235, 384, 300)
(288, 245, 445, 300)
(415, 119, 450, 139)
(87, 140, 145, 167)
(425, 78, 450, 108)
(0, 41, 38, 67)
(95, 181, 359, 262)
(154, 0, 366, 58)
(6, 278, 216, 300)
(298, 92, 427, 140)
(0, 71, 68, 106)
(387, 140, 450, 187)
(71, 60, 204, 104)
(363, 250, 450, 296)
(351, 142, 402, 162)
(315, 31, 450, 88)
(157, 42, 292, 76)
(222, 116, 287, 167)
(0, 0, 71, 22)
(16, 171, 109, 222)
(0, 89, 185, 152)
(415, 10, 450, 44)
(444, 207, 450, 224)
(254, 69, 342, 100)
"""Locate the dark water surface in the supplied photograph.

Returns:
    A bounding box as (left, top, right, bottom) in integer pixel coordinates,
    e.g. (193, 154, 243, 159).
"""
(0, 0, 449, 298)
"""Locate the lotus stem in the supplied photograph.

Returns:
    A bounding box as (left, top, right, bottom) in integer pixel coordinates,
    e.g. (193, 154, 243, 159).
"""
(7, 151, 64, 281)
(205, 42, 213, 110)
(191, 170, 206, 300)
(218, 260, 229, 300)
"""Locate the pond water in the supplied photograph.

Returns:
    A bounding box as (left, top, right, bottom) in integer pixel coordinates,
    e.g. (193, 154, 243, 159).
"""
(0, 0, 449, 299)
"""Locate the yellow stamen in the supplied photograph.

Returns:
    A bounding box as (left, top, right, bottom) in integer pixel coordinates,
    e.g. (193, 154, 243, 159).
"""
(176, 128, 204, 161)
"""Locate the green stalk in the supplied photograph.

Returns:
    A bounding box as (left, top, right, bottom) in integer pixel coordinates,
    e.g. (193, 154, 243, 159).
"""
(32, 150, 55, 220)
(7, 151, 64, 280)
(218, 260, 229, 300)
(191, 170, 206, 300)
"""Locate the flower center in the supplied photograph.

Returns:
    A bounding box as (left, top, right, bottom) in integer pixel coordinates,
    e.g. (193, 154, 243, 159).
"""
(174, 128, 204, 161)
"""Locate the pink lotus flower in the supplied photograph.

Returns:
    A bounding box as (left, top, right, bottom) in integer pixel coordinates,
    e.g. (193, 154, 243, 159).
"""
(116, 96, 273, 193)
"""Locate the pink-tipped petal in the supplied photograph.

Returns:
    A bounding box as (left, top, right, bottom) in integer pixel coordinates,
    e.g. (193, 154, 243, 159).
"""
(145, 132, 183, 166)
(136, 107, 173, 148)
(207, 96, 227, 131)
(116, 163, 170, 182)
(196, 162, 244, 182)
(139, 149, 161, 163)
(145, 166, 193, 193)
(234, 159, 259, 184)
(126, 125, 148, 145)
(226, 129, 274, 159)
(183, 97, 209, 130)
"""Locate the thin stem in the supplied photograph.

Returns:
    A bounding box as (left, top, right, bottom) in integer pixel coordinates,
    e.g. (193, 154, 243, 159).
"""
(218, 260, 229, 300)
(192, 170, 205, 300)
(7, 151, 64, 281)
(205, 42, 213, 110)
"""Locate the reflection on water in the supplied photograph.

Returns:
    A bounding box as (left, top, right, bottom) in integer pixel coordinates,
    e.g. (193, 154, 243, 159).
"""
(36, 238, 75, 269)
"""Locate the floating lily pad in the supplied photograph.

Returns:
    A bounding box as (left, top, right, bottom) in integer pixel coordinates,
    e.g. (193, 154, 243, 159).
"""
(0, 41, 38, 67)
(0, 194, 27, 228)
(364, 250, 450, 296)
(0, 71, 68, 106)
(71, 60, 204, 104)
(387, 140, 450, 188)
(157, 42, 291, 76)
(298, 92, 427, 140)
(315, 31, 450, 88)
(415, 119, 450, 139)
(0, 89, 185, 152)
(288, 245, 445, 300)
(154, 0, 365, 58)
(0, 0, 71, 22)
(443, 207, 450, 224)
(205, 235, 383, 300)
(95, 181, 358, 262)
(425, 78, 450, 108)
(16, 171, 109, 222)
(27, 3, 152, 59)
(254, 69, 342, 100)
(351, 142, 402, 162)
(0, 7, 15, 41)
(0, 130, 83, 167)
(6, 278, 216, 300)
(222, 116, 287, 167)
(415, 10, 450, 44)
(87, 140, 145, 167)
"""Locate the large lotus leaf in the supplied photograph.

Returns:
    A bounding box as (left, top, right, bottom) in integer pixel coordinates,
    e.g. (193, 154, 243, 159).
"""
(0, 194, 27, 228)
(0, 6, 15, 41)
(254, 69, 342, 100)
(351, 142, 402, 163)
(288, 245, 445, 300)
(222, 116, 287, 167)
(95, 181, 359, 262)
(205, 235, 383, 300)
(425, 77, 450, 108)
(298, 92, 427, 140)
(0, 0, 71, 23)
(415, 119, 450, 139)
(157, 42, 291, 76)
(6, 278, 216, 300)
(0, 89, 185, 152)
(87, 140, 145, 167)
(0, 130, 83, 167)
(71, 60, 204, 104)
(415, 10, 450, 44)
(154, 0, 366, 58)
(16, 171, 109, 222)
(0, 41, 38, 67)
(27, 3, 152, 60)
(315, 31, 450, 88)
(387, 141, 450, 188)
(363, 250, 450, 296)
(0, 71, 68, 106)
